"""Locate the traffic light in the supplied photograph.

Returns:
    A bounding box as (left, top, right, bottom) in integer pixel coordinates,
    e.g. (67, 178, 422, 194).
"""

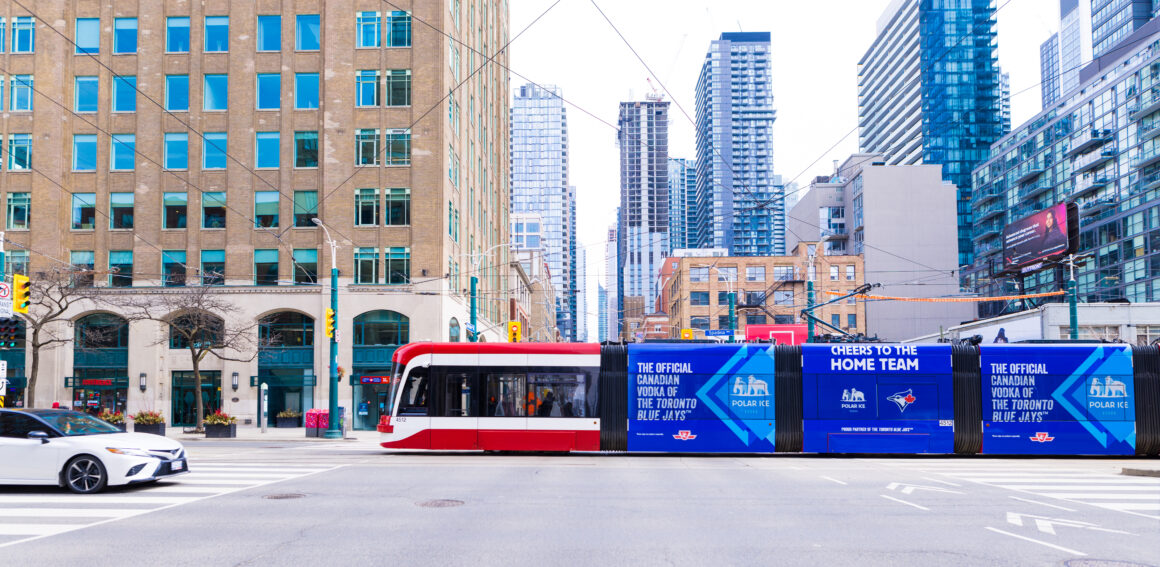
(324, 308, 336, 338)
(0, 318, 20, 348)
(507, 321, 521, 343)
(12, 274, 30, 314)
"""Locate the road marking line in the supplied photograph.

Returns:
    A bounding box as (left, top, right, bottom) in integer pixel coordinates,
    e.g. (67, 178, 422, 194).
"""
(0, 524, 88, 537)
(0, 508, 143, 519)
(1036, 493, 1160, 500)
(985, 527, 1086, 556)
(820, 476, 847, 485)
(179, 472, 301, 478)
(921, 477, 961, 487)
(997, 484, 1160, 491)
(159, 479, 257, 486)
(881, 494, 929, 511)
(186, 467, 331, 474)
(962, 477, 1160, 484)
(1010, 496, 1076, 512)
(0, 496, 195, 505)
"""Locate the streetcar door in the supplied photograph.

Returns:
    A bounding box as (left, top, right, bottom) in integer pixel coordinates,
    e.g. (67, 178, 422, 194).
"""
(430, 366, 479, 450)
(394, 365, 431, 449)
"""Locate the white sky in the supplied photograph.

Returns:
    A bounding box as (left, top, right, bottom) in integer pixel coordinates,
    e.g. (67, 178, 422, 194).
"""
(508, 0, 1059, 337)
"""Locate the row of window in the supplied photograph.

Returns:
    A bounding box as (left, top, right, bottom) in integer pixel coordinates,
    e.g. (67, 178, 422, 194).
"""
(687, 265, 856, 282)
(35, 130, 410, 173)
(687, 314, 858, 329)
(0, 17, 35, 54)
(687, 290, 859, 307)
(64, 247, 410, 288)
(4, 189, 410, 232)
(53, 12, 411, 56)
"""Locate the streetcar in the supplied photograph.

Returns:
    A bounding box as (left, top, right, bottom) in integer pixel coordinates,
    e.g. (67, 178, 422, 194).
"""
(377, 341, 1160, 456)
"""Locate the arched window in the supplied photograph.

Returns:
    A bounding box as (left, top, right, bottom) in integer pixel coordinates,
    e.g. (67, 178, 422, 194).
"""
(259, 311, 315, 347)
(168, 311, 224, 349)
(449, 317, 460, 343)
(353, 310, 409, 346)
(75, 313, 129, 349)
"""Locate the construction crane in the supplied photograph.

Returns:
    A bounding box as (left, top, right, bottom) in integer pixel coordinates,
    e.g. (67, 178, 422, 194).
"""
(645, 77, 665, 102)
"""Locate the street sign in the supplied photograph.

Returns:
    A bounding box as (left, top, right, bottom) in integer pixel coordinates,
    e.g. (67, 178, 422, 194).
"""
(0, 282, 10, 299)
(464, 323, 476, 333)
(704, 329, 733, 337)
(0, 360, 7, 378)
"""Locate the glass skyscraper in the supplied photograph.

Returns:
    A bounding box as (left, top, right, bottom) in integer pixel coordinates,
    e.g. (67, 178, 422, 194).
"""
(1092, 0, 1153, 57)
(858, 0, 1004, 266)
(694, 32, 782, 256)
(510, 83, 577, 340)
(668, 158, 697, 250)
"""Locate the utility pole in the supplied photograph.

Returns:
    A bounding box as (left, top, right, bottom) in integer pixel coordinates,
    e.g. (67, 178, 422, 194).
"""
(470, 275, 478, 342)
(727, 291, 736, 343)
(312, 219, 342, 439)
(1066, 253, 1078, 340)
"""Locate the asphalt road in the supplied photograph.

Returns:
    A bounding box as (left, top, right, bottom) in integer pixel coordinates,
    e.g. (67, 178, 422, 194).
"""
(1, 443, 1158, 567)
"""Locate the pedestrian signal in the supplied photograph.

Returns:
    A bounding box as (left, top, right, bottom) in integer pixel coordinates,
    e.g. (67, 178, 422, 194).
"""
(12, 274, 30, 314)
(507, 321, 521, 343)
(0, 318, 20, 348)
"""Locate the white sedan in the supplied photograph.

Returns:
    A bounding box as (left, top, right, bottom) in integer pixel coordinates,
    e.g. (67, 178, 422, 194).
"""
(0, 408, 188, 494)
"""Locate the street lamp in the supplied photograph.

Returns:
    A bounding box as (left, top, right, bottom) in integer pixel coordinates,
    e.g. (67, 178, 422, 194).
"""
(707, 262, 737, 343)
(311, 218, 342, 439)
(464, 243, 515, 342)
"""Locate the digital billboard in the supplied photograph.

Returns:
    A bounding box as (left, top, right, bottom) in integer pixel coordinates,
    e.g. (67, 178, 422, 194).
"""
(1002, 202, 1077, 272)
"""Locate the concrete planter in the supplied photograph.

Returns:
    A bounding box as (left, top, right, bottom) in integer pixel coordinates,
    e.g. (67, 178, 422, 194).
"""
(275, 417, 300, 428)
(134, 423, 166, 436)
(204, 423, 236, 438)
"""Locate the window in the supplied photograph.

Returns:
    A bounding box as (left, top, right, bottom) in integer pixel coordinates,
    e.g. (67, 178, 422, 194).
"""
(385, 188, 410, 225)
(847, 314, 857, 329)
(257, 15, 281, 51)
(112, 76, 136, 112)
(846, 265, 856, 281)
(71, 193, 96, 229)
(356, 70, 380, 107)
(690, 267, 709, 282)
(201, 250, 225, 285)
(202, 192, 226, 228)
(166, 75, 189, 111)
(717, 291, 730, 305)
(355, 189, 380, 226)
(690, 316, 710, 330)
(385, 70, 411, 106)
(355, 248, 378, 283)
(774, 291, 793, 306)
(254, 191, 279, 227)
(386, 11, 411, 47)
(773, 266, 795, 281)
(166, 17, 190, 53)
(73, 134, 97, 171)
(398, 368, 429, 415)
(204, 16, 229, 52)
(10, 75, 32, 111)
(163, 192, 188, 229)
(113, 18, 137, 54)
(746, 314, 767, 325)
(256, 132, 279, 168)
(164, 133, 188, 170)
(296, 15, 320, 50)
(830, 266, 839, 281)
(7, 134, 31, 170)
(110, 134, 135, 171)
(75, 18, 99, 54)
(11, 17, 34, 53)
(293, 190, 318, 227)
(203, 132, 227, 169)
(385, 247, 410, 284)
(357, 12, 381, 48)
(356, 129, 379, 166)
(718, 315, 731, 330)
(5, 250, 29, 277)
(109, 251, 133, 287)
(717, 267, 737, 282)
(526, 373, 590, 417)
(110, 193, 133, 229)
(831, 314, 840, 328)
(294, 131, 318, 167)
(747, 266, 765, 282)
(483, 373, 524, 417)
(5, 192, 28, 229)
(690, 291, 710, 306)
(295, 73, 319, 109)
(293, 249, 318, 284)
(71, 251, 95, 286)
(203, 75, 228, 111)
(745, 292, 764, 306)
(75, 76, 98, 112)
(0, 18, 5, 55)
(255, 249, 279, 285)
(385, 129, 411, 165)
(163, 250, 186, 286)
(256, 73, 280, 110)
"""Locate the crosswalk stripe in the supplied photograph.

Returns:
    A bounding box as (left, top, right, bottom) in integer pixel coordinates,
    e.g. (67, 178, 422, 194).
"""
(993, 484, 1160, 491)
(1099, 502, 1160, 512)
(187, 467, 330, 474)
(0, 508, 143, 519)
(1037, 493, 1160, 500)
(138, 485, 233, 494)
(0, 495, 196, 505)
(160, 479, 256, 486)
(0, 524, 88, 536)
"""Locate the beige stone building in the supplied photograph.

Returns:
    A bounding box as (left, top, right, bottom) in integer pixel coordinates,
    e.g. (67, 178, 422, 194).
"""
(0, 1, 510, 431)
(510, 250, 558, 342)
(663, 243, 866, 340)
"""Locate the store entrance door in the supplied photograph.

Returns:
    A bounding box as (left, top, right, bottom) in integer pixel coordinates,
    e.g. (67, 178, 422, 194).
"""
(171, 371, 222, 427)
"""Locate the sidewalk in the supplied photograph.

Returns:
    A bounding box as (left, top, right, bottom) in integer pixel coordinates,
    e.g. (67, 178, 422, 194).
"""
(1122, 464, 1160, 478)
(160, 425, 380, 443)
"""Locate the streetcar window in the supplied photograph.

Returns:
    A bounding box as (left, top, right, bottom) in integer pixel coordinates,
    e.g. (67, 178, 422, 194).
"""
(398, 367, 429, 415)
(528, 372, 591, 417)
(485, 374, 526, 417)
(442, 370, 476, 417)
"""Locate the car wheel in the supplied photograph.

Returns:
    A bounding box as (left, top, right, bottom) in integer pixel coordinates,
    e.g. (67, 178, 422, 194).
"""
(64, 456, 108, 494)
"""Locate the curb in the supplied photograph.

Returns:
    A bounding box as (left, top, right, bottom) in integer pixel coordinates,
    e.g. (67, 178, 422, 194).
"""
(1121, 467, 1160, 478)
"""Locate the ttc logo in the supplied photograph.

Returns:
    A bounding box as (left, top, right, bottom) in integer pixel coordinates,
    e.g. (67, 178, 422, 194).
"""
(673, 430, 697, 440)
(1029, 432, 1055, 442)
(886, 389, 917, 413)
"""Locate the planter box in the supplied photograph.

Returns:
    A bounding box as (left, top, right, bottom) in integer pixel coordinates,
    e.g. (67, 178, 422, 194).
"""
(204, 423, 237, 438)
(275, 417, 300, 428)
(113, 424, 127, 432)
(134, 423, 166, 436)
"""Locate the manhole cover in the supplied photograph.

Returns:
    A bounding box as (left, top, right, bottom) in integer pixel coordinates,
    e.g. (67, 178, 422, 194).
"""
(1065, 561, 1156, 567)
(263, 493, 306, 500)
(416, 499, 464, 508)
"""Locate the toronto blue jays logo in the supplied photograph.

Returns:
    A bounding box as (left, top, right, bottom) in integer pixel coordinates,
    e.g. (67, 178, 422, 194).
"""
(886, 389, 917, 413)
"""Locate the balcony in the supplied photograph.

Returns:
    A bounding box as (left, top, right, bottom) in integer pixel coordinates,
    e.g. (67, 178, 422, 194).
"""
(1065, 129, 1113, 157)
(1013, 164, 1045, 184)
(1018, 180, 1052, 200)
(975, 202, 1006, 222)
(1072, 174, 1110, 197)
(1133, 171, 1160, 195)
(1079, 196, 1119, 218)
(973, 221, 1002, 241)
(1011, 202, 1045, 220)
(1073, 148, 1117, 173)
(1129, 89, 1160, 121)
(974, 240, 1002, 258)
(1140, 121, 1160, 141)
(1133, 146, 1160, 170)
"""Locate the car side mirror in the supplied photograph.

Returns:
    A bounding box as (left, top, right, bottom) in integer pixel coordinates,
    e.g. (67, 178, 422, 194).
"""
(28, 431, 50, 444)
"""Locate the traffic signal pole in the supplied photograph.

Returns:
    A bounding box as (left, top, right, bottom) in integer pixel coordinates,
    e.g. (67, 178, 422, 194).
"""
(312, 218, 342, 440)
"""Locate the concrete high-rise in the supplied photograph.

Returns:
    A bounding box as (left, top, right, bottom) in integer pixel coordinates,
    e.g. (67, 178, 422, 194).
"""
(510, 83, 577, 340)
(694, 32, 782, 256)
(858, 0, 1003, 267)
(597, 284, 608, 342)
(617, 99, 670, 324)
(605, 223, 619, 340)
(667, 158, 696, 250)
(1061, 0, 1094, 93)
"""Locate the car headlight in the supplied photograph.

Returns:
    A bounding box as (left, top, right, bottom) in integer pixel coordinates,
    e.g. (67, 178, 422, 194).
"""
(105, 447, 153, 458)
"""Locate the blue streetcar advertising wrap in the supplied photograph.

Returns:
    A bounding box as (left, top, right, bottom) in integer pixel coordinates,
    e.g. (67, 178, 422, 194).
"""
(801, 344, 955, 453)
(627, 343, 777, 453)
(980, 345, 1136, 455)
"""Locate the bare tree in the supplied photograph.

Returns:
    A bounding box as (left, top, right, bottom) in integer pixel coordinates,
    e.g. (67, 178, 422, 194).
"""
(109, 284, 263, 432)
(14, 266, 101, 409)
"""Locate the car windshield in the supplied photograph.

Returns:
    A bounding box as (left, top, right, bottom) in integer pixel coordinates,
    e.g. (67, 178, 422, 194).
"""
(38, 412, 123, 436)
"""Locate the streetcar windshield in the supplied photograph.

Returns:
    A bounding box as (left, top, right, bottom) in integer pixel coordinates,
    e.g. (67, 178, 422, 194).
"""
(385, 361, 404, 417)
